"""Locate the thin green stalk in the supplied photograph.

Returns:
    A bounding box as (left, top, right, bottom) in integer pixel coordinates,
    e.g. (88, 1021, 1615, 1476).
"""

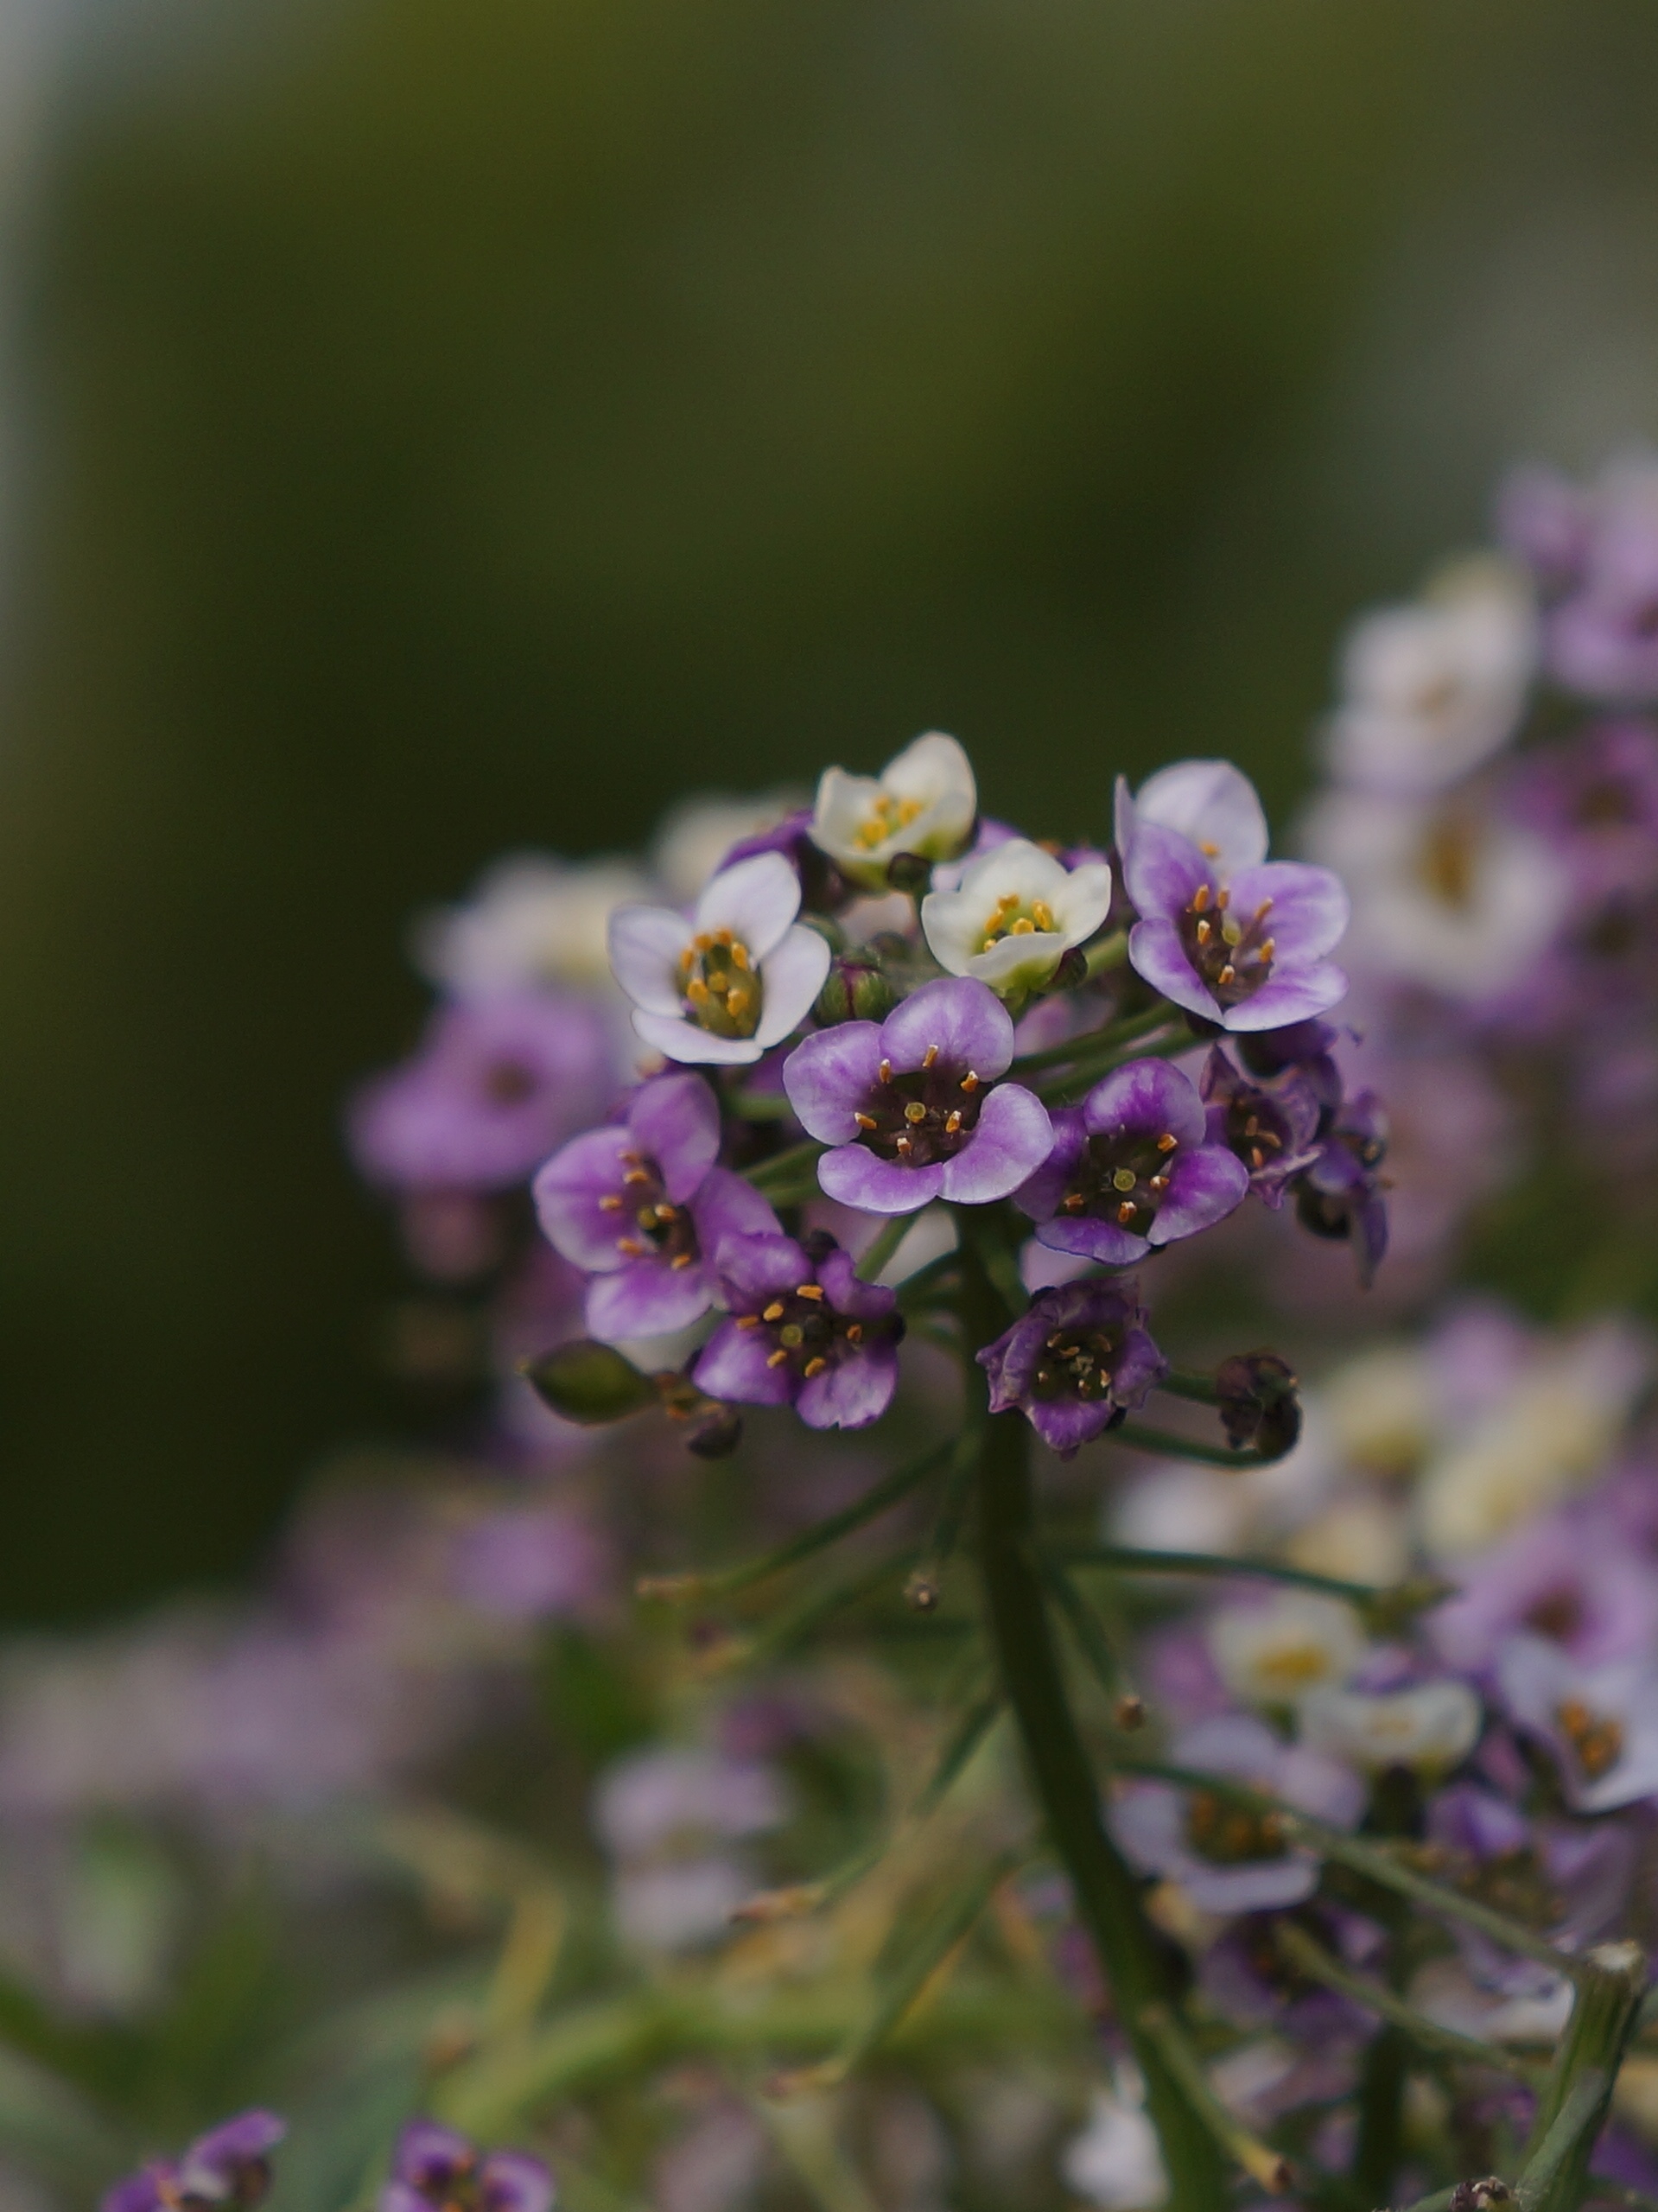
(1518, 2069, 1612, 2212)
(1273, 1921, 1546, 2084)
(727, 1090, 796, 1121)
(961, 1236, 1230, 2212)
(1041, 1556, 1143, 1725)
(1032, 1025, 1192, 1103)
(1013, 1001, 1177, 1075)
(1520, 1942, 1647, 2212)
(636, 1440, 951, 1604)
(1061, 1545, 1453, 1637)
(1158, 1367, 1223, 1406)
(1137, 2001, 1293, 2196)
(896, 1249, 962, 1311)
(906, 1420, 983, 1611)
(723, 1545, 924, 1673)
(855, 1214, 916, 1282)
(1108, 1418, 1285, 1467)
(745, 1139, 828, 1197)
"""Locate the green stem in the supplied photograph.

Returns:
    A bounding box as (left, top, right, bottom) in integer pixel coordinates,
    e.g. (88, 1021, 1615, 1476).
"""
(1061, 1544, 1451, 1636)
(961, 1239, 1230, 2211)
(1520, 1942, 1647, 2212)
(1158, 1367, 1223, 1406)
(855, 1215, 916, 1282)
(895, 1250, 962, 1311)
(1032, 1025, 1191, 1103)
(1137, 2002, 1293, 2196)
(906, 1415, 984, 1611)
(1013, 1001, 1176, 1075)
(745, 1139, 828, 1197)
(1108, 1419, 1285, 1467)
(1273, 1922, 1546, 2084)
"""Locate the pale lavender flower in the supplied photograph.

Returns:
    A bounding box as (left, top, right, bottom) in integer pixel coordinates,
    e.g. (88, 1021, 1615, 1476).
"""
(1507, 718, 1658, 909)
(533, 1073, 776, 1337)
(783, 976, 1053, 1214)
(1114, 759, 1268, 882)
(1013, 1058, 1248, 1262)
(595, 1746, 787, 1952)
(693, 1233, 903, 1429)
(382, 2122, 553, 2212)
(349, 992, 609, 1191)
(1431, 1501, 1658, 1676)
(608, 851, 831, 1066)
(451, 1505, 611, 1620)
(1109, 1713, 1363, 1913)
(1536, 455, 1658, 700)
(1199, 1904, 1383, 2043)
(1496, 1635, 1658, 1812)
(104, 2113, 286, 2212)
(976, 1278, 1166, 1457)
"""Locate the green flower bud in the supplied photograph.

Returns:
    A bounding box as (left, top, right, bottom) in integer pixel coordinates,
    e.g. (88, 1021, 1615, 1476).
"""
(815, 956, 897, 1027)
(524, 1338, 658, 1425)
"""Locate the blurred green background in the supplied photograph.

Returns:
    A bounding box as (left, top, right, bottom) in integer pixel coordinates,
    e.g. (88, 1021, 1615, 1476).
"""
(3, 0, 1658, 1622)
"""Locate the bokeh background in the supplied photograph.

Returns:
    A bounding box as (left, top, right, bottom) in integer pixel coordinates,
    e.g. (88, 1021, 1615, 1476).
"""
(3, 0, 1658, 1624)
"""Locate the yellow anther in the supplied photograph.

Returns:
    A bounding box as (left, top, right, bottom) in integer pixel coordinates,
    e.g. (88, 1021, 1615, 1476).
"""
(1148, 1173, 1169, 1193)
(735, 1313, 761, 1329)
(766, 1348, 790, 1367)
(599, 1194, 623, 1211)
(1116, 1200, 1138, 1225)
(1217, 887, 1230, 909)
(622, 1167, 651, 1185)
(1258, 937, 1275, 963)
(1192, 883, 1211, 912)
(714, 927, 733, 947)
(1063, 1192, 1085, 1211)
(945, 1109, 962, 1134)
(845, 1323, 863, 1343)
(617, 1237, 645, 1256)
(904, 1101, 927, 1123)
(1218, 963, 1236, 987)
(895, 1134, 913, 1155)
(762, 1300, 785, 1322)
(656, 1202, 677, 1220)
(706, 971, 728, 994)
(1155, 1132, 1178, 1152)
(923, 1043, 939, 1067)
(670, 1252, 692, 1269)
(797, 1283, 824, 1300)
(879, 1058, 893, 1084)
(1031, 900, 1056, 931)
(693, 932, 712, 951)
(1010, 917, 1035, 935)
(854, 1111, 879, 1131)
(804, 1356, 828, 1378)
(725, 987, 750, 1016)
(1196, 918, 1212, 944)
(960, 1071, 980, 1092)
(1255, 898, 1274, 920)
(686, 978, 710, 1004)
(1200, 840, 1220, 858)
(731, 942, 750, 970)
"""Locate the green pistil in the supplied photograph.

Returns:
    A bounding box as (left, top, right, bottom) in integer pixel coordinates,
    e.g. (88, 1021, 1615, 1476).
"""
(680, 929, 764, 1039)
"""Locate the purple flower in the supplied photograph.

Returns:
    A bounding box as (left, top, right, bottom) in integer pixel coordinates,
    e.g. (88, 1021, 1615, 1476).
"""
(1114, 759, 1269, 883)
(1013, 1058, 1248, 1262)
(1496, 1635, 1658, 1812)
(976, 1278, 1166, 1457)
(533, 1075, 778, 1338)
(782, 977, 1053, 1214)
(1200, 1904, 1383, 2044)
(383, 2123, 554, 2212)
(1199, 1048, 1324, 1208)
(693, 1233, 904, 1429)
(1430, 1501, 1658, 1676)
(1540, 458, 1658, 700)
(349, 992, 610, 1191)
(1508, 718, 1658, 909)
(1293, 1089, 1389, 1287)
(451, 1505, 611, 1620)
(1110, 1713, 1364, 1914)
(104, 2113, 287, 2212)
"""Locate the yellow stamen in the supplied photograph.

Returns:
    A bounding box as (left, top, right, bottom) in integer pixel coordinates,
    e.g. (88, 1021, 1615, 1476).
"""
(797, 1283, 824, 1300)
(923, 1043, 939, 1067)
(855, 1112, 879, 1131)
(803, 1357, 828, 1378)
(960, 1071, 980, 1092)
(1031, 900, 1055, 931)
(762, 1300, 785, 1322)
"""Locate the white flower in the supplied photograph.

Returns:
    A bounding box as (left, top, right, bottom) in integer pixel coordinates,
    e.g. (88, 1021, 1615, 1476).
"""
(1318, 1343, 1438, 1479)
(1209, 1592, 1365, 1709)
(1416, 1321, 1650, 1560)
(413, 853, 651, 997)
(1409, 1955, 1575, 2048)
(1113, 759, 1267, 880)
(1303, 788, 1568, 1001)
(810, 732, 977, 888)
(1299, 1681, 1481, 1777)
(919, 837, 1113, 995)
(607, 852, 831, 1066)
(1285, 1495, 1412, 1588)
(1061, 2077, 1169, 2211)
(651, 790, 804, 900)
(1323, 561, 1537, 797)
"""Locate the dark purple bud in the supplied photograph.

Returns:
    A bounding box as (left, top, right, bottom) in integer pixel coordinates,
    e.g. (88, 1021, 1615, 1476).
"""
(1214, 1351, 1301, 1459)
(1448, 2182, 1514, 2212)
(683, 1401, 745, 1459)
(1293, 1090, 1389, 1287)
(525, 1338, 659, 1425)
(884, 849, 936, 897)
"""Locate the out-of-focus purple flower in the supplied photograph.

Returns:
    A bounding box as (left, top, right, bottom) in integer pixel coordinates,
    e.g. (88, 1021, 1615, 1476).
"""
(1199, 1048, 1324, 1210)
(594, 1746, 788, 1953)
(383, 2121, 554, 2212)
(349, 993, 610, 1192)
(1121, 767, 1349, 1031)
(1431, 1501, 1658, 1675)
(608, 852, 831, 1066)
(1293, 1090, 1389, 1288)
(1200, 1905, 1383, 2044)
(1496, 1635, 1658, 1811)
(1109, 1713, 1363, 1914)
(1013, 1058, 1248, 1262)
(977, 1278, 1166, 1458)
(1508, 718, 1658, 909)
(784, 977, 1053, 1214)
(1497, 463, 1593, 590)
(451, 1505, 611, 1620)
(104, 2113, 287, 2212)
(533, 1074, 777, 1338)
(1236, 1017, 1346, 1110)
(693, 1234, 903, 1429)
(1536, 454, 1658, 700)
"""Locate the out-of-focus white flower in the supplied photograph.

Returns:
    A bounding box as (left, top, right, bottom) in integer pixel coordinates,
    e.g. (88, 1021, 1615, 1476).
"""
(1060, 2075, 1169, 2211)
(651, 791, 804, 901)
(1416, 1321, 1650, 1560)
(810, 732, 977, 888)
(1300, 1681, 1481, 1777)
(1318, 1344, 1438, 1480)
(1409, 1955, 1574, 2047)
(1109, 1400, 1339, 1559)
(613, 1859, 753, 1952)
(1304, 790, 1569, 1001)
(1285, 1495, 1412, 1587)
(1209, 1593, 1365, 1710)
(921, 838, 1112, 996)
(1323, 561, 1536, 797)
(413, 853, 650, 996)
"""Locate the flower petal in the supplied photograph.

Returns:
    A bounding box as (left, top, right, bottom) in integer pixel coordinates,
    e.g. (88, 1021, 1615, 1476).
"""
(632, 1009, 764, 1065)
(608, 903, 690, 1014)
(1011, 1107, 1086, 1223)
(693, 1319, 797, 1405)
(533, 1125, 637, 1269)
(1127, 918, 1217, 1020)
(587, 1259, 714, 1338)
(797, 1345, 899, 1429)
(939, 1083, 1054, 1204)
(690, 1167, 783, 1253)
(707, 1227, 807, 1306)
(962, 931, 1069, 994)
(693, 851, 802, 961)
(818, 1143, 946, 1213)
(1130, 759, 1269, 876)
(1082, 1058, 1206, 1147)
(1122, 819, 1212, 922)
(629, 1072, 721, 1203)
(753, 924, 832, 1046)
(1221, 963, 1349, 1032)
(881, 976, 1015, 1077)
(1036, 1213, 1149, 1264)
(782, 1023, 886, 1142)
(1148, 1144, 1249, 1244)
(1228, 861, 1350, 964)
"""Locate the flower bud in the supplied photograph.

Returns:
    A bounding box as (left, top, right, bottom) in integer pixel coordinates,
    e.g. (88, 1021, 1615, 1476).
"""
(524, 1338, 658, 1425)
(1214, 1351, 1301, 1459)
(814, 954, 897, 1027)
(884, 849, 935, 897)
(684, 1402, 745, 1459)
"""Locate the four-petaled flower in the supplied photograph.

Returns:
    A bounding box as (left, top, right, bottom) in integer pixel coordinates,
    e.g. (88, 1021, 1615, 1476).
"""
(694, 1232, 905, 1428)
(920, 836, 1113, 996)
(1119, 760, 1350, 1030)
(1200, 1046, 1324, 1209)
(1013, 1057, 1248, 1264)
(608, 851, 831, 1065)
(977, 1277, 1167, 1457)
(809, 731, 978, 889)
(104, 2113, 287, 2212)
(382, 2121, 555, 2212)
(784, 977, 1053, 1214)
(533, 1072, 776, 1337)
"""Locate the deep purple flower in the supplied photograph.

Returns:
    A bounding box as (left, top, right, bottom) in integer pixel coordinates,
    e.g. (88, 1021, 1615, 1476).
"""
(533, 1074, 777, 1338)
(1199, 1048, 1324, 1210)
(976, 1278, 1166, 1457)
(350, 992, 610, 1192)
(104, 2113, 286, 2212)
(1431, 1501, 1658, 1676)
(1109, 1713, 1363, 1914)
(383, 2122, 554, 2212)
(693, 1233, 904, 1428)
(1293, 1089, 1389, 1287)
(1013, 1058, 1248, 1262)
(1122, 777, 1349, 1029)
(782, 976, 1053, 1215)
(1496, 1636, 1658, 1812)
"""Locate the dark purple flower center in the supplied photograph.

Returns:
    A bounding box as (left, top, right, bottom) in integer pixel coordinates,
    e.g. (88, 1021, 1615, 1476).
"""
(1213, 1089, 1298, 1179)
(599, 1149, 701, 1271)
(482, 1058, 540, 1105)
(1056, 1125, 1180, 1236)
(1185, 1789, 1287, 1866)
(853, 1050, 986, 1167)
(731, 1277, 895, 1385)
(1030, 1322, 1126, 1406)
(1178, 882, 1277, 1007)
(1522, 1584, 1585, 1643)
